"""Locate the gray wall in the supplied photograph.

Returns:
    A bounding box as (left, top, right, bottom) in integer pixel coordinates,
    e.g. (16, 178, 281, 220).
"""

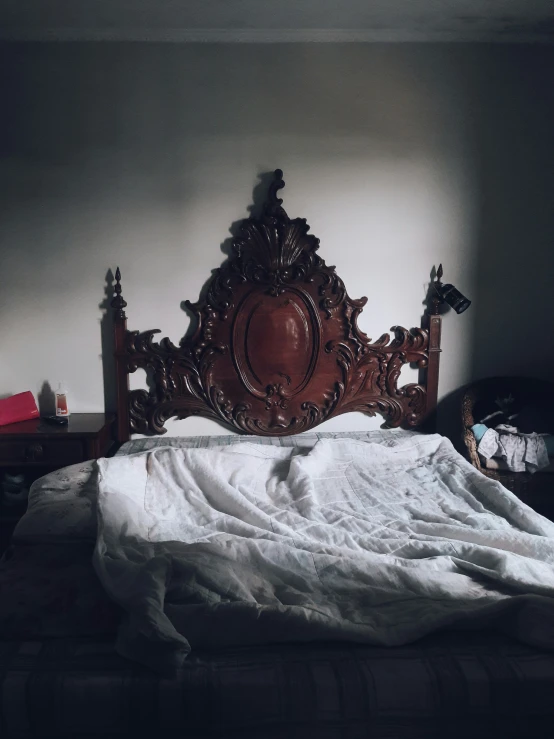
(1, 43, 552, 434)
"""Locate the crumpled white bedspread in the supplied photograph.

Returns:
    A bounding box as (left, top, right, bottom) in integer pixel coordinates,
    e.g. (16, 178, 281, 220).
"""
(94, 434, 554, 673)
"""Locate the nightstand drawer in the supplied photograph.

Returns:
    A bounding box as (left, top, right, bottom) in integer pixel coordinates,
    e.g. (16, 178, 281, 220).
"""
(0, 439, 84, 466)
(0, 414, 114, 554)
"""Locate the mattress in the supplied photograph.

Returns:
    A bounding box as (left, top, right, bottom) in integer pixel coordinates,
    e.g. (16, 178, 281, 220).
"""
(115, 428, 417, 455)
(3, 430, 554, 738)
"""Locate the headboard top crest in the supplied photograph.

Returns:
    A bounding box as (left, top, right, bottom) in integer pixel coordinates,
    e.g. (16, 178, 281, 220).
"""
(232, 168, 319, 278)
(111, 169, 442, 440)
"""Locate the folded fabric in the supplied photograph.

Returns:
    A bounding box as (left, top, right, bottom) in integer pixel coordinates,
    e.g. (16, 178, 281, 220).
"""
(477, 425, 550, 474)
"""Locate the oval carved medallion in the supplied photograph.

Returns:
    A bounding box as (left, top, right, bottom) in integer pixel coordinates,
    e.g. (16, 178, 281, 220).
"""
(232, 288, 321, 403)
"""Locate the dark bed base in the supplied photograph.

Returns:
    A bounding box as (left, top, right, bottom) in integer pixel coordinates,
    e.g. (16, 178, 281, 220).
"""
(2, 631, 553, 739)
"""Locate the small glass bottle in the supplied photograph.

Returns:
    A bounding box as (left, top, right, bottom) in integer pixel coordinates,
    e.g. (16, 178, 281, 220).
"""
(55, 382, 70, 417)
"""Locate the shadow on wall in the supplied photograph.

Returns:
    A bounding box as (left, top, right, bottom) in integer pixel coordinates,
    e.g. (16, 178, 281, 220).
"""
(37, 381, 55, 415)
(180, 170, 277, 345)
(469, 47, 554, 383)
(436, 386, 468, 454)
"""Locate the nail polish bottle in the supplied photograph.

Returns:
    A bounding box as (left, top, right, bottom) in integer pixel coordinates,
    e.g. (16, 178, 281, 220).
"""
(55, 382, 70, 417)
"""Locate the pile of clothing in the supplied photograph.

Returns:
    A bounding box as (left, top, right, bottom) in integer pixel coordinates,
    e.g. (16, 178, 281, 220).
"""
(471, 393, 554, 474)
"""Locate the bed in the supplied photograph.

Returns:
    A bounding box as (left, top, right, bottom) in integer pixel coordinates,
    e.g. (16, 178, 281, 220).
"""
(2, 170, 554, 739)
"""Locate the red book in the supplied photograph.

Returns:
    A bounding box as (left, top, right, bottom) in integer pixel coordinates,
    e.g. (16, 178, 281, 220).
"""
(0, 391, 39, 426)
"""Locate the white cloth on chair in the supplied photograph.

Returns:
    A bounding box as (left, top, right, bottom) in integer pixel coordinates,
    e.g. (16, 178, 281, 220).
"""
(478, 424, 550, 474)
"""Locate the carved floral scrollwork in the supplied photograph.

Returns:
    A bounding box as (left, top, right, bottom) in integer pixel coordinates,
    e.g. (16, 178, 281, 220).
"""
(325, 323, 430, 428)
(118, 169, 433, 436)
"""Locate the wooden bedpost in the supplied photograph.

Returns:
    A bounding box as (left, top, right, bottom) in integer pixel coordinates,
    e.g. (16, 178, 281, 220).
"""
(111, 267, 130, 443)
(422, 265, 443, 427)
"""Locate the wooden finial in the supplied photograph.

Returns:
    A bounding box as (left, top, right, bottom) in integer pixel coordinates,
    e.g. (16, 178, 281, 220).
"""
(111, 266, 127, 320)
(429, 264, 444, 316)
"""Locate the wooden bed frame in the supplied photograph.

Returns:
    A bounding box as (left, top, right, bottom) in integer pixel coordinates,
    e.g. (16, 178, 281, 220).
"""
(110, 170, 443, 442)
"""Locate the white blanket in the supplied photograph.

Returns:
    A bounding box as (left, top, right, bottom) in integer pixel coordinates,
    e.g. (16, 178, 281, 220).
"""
(94, 435, 554, 673)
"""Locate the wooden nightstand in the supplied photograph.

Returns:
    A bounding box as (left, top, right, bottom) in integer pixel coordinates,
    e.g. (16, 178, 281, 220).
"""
(0, 413, 115, 552)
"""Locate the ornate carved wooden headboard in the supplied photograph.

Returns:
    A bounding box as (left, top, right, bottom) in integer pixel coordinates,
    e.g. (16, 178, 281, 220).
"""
(111, 170, 443, 441)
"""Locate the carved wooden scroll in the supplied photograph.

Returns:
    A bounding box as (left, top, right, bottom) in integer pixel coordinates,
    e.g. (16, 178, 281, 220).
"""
(111, 170, 442, 440)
